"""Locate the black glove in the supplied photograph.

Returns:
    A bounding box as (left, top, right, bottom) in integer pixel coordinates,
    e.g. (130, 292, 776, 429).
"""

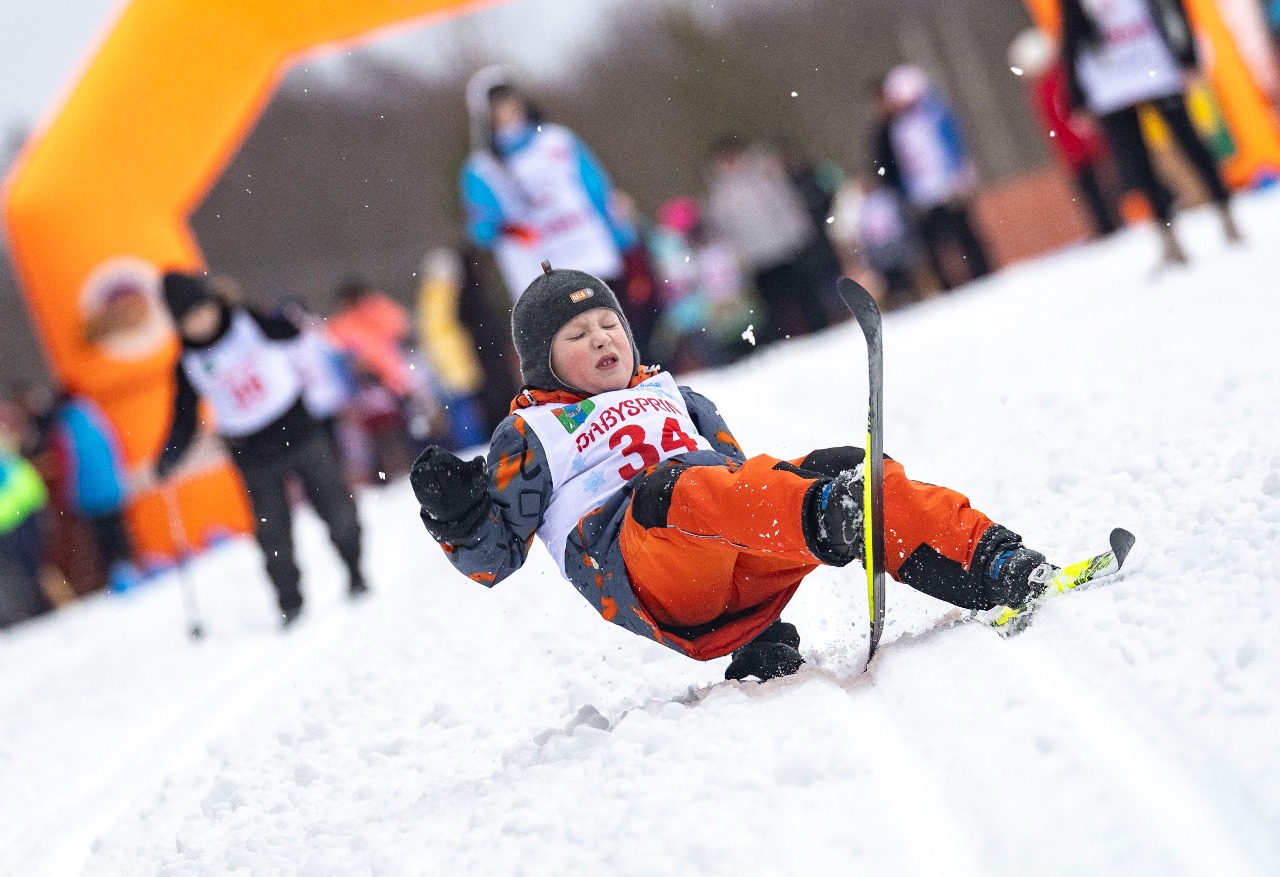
(724, 620, 804, 682)
(724, 641, 804, 683)
(410, 446, 489, 542)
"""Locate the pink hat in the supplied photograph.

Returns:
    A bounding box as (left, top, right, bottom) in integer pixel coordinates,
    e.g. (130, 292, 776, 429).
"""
(656, 197, 701, 234)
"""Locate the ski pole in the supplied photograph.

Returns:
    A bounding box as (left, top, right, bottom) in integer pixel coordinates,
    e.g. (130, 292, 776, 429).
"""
(160, 479, 205, 640)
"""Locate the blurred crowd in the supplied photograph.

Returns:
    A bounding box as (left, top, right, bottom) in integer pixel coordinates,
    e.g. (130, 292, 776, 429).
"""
(5, 0, 1269, 628)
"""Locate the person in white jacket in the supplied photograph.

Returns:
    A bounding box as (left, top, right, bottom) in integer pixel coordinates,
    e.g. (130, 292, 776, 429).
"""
(459, 67, 637, 300)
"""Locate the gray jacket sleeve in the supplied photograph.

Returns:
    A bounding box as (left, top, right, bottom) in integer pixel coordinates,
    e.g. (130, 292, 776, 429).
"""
(680, 387, 747, 463)
(436, 413, 553, 587)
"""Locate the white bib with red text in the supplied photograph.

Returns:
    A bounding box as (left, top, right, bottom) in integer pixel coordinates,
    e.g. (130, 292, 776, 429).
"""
(1076, 0, 1184, 115)
(472, 124, 624, 299)
(181, 311, 303, 438)
(519, 371, 713, 576)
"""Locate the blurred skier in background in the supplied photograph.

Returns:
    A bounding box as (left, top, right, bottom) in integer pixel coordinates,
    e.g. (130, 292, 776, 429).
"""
(460, 67, 656, 351)
(156, 271, 368, 628)
(871, 66, 993, 290)
(1009, 27, 1120, 237)
(1058, 0, 1241, 267)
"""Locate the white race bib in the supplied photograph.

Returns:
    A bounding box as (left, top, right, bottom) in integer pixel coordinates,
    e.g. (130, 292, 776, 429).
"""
(181, 311, 302, 437)
(1077, 0, 1184, 115)
(519, 372, 713, 576)
(472, 125, 623, 298)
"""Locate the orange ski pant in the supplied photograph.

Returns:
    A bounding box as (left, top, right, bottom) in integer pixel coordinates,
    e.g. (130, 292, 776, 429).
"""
(620, 449, 995, 629)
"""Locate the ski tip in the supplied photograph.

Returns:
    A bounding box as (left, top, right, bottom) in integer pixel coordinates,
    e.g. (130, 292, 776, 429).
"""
(1109, 528, 1136, 566)
(838, 277, 879, 313)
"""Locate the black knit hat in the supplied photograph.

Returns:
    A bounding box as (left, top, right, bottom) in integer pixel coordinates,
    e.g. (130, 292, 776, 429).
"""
(511, 263, 638, 394)
(162, 271, 214, 322)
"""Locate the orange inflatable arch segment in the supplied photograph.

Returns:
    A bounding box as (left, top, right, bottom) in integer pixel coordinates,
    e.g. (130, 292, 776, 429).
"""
(3, 0, 496, 558)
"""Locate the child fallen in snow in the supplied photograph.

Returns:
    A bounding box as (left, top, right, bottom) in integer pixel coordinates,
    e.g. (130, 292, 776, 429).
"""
(411, 264, 1057, 680)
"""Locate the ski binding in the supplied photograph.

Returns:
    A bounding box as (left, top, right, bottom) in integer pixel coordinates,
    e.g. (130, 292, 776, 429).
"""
(983, 528, 1136, 637)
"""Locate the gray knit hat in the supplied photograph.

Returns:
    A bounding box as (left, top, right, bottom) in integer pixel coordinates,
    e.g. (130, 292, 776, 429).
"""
(511, 263, 638, 394)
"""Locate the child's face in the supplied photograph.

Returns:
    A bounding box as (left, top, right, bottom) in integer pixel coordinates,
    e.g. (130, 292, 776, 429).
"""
(550, 308, 634, 396)
(178, 301, 222, 344)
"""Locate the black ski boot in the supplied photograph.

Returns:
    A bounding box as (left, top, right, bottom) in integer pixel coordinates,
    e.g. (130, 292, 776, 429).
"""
(725, 620, 804, 682)
(804, 468, 864, 565)
(981, 537, 1055, 609)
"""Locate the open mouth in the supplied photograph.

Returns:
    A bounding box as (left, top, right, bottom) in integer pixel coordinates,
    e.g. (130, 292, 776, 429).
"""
(596, 354, 619, 370)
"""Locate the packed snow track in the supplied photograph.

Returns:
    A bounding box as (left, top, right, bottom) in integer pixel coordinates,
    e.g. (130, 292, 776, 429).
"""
(3, 195, 1279, 875)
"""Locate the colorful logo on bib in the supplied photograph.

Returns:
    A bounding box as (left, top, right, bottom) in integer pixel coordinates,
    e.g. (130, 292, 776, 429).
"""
(553, 399, 595, 433)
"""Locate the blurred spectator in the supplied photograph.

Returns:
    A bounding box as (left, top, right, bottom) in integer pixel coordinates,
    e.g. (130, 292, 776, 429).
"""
(453, 247, 522, 432)
(460, 66, 657, 352)
(327, 278, 441, 480)
(0, 403, 52, 629)
(854, 175, 927, 310)
(280, 297, 357, 452)
(648, 197, 756, 371)
(610, 190, 662, 358)
(1010, 28, 1119, 236)
(776, 140, 847, 320)
(705, 138, 829, 344)
(7, 382, 55, 459)
(826, 174, 871, 275)
(48, 392, 140, 593)
(346, 367, 413, 483)
(648, 198, 718, 371)
(1059, 0, 1240, 267)
(872, 65, 993, 289)
(416, 248, 488, 449)
(327, 278, 414, 398)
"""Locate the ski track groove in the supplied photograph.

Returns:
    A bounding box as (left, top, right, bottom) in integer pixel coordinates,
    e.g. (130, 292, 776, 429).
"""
(992, 635, 1262, 876)
(4, 197, 1280, 874)
(5, 606, 349, 877)
(845, 679, 987, 877)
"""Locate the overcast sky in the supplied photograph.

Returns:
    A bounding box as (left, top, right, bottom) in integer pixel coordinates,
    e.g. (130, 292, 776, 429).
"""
(0, 0, 640, 135)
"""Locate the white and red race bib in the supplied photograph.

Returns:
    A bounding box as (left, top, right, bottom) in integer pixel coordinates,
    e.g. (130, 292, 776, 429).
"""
(471, 124, 623, 298)
(1076, 0, 1184, 115)
(519, 371, 713, 576)
(181, 311, 303, 437)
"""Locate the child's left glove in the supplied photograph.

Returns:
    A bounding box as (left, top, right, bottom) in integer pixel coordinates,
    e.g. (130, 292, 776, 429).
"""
(410, 446, 490, 542)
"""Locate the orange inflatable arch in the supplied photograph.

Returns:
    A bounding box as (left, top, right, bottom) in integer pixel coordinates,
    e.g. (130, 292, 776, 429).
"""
(3, 0, 494, 560)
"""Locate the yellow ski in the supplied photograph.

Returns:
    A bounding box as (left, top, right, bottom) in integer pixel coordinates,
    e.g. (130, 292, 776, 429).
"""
(838, 278, 886, 664)
(989, 528, 1136, 637)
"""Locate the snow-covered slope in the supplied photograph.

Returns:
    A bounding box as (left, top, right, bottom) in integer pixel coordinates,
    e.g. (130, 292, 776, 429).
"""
(3, 195, 1279, 876)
